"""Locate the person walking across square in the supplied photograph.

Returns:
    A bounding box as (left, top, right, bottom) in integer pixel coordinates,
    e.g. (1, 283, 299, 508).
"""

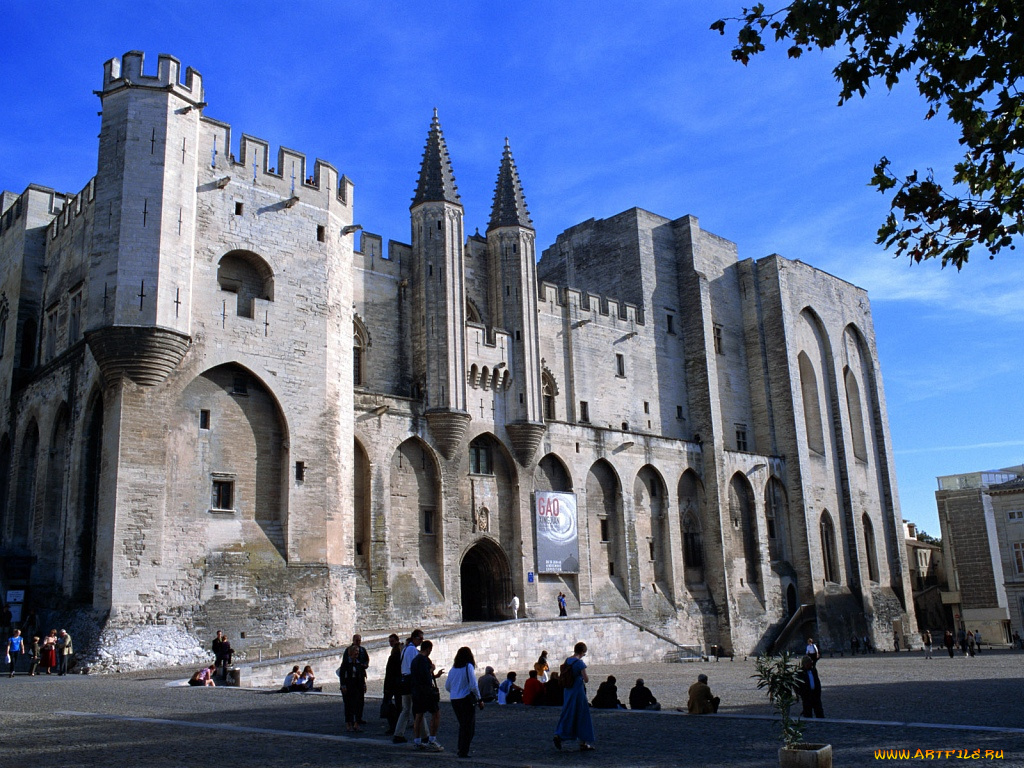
(553, 641, 595, 752)
(6, 629, 25, 677)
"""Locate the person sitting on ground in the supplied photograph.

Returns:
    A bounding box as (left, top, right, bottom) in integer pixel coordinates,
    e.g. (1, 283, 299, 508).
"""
(283, 665, 302, 691)
(497, 671, 523, 704)
(534, 650, 550, 683)
(543, 671, 564, 707)
(189, 663, 217, 687)
(296, 665, 322, 692)
(522, 669, 545, 705)
(628, 678, 661, 710)
(685, 673, 720, 714)
(591, 675, 625, 709)
(478, 666, 499, 703)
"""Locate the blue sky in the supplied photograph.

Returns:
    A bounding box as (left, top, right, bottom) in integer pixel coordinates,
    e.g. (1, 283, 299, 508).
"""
(3, 1, 1022, 537)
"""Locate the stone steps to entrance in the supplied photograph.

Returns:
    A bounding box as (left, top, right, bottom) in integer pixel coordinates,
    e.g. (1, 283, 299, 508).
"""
(237, 614, 701, 688)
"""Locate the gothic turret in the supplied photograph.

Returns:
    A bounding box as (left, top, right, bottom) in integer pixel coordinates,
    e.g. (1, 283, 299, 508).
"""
(85, 52, 200, 385)
(411, 111, 470, 459)
(487, 140, 545, 464)
(488, 138, 533, 230)
(412, 109, 462, 208)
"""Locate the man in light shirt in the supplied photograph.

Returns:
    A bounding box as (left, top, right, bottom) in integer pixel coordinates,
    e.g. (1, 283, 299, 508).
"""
(392, 629, 424, 743)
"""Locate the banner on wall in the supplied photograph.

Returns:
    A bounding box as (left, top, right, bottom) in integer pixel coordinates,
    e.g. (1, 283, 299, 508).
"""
(535, 491, 579, 574)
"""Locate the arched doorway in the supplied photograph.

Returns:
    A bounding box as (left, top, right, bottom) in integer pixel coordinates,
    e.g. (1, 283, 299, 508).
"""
(460, 539, 512, 621)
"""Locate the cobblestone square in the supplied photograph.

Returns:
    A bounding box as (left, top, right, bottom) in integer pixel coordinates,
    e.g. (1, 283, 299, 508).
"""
(1, 649, 1021, 767)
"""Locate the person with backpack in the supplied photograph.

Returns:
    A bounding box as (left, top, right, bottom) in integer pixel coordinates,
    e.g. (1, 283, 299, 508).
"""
(553, 641, 595, 752)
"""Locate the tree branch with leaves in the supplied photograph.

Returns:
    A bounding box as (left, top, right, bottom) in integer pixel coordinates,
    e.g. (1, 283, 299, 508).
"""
(712, 1, 1024, 269)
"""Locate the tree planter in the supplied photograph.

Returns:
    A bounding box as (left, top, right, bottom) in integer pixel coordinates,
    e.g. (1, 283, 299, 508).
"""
(779, 744, 832, 768)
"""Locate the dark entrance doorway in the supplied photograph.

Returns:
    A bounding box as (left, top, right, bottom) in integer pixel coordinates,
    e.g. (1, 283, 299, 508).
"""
(460, 539, 513, 621)
(786, 584, 798, 617)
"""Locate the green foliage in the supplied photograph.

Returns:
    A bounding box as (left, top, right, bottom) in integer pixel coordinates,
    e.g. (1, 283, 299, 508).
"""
(916, 529, 940, 545)
(752, 653, 806, 747)
(712, 2, 1024, 269)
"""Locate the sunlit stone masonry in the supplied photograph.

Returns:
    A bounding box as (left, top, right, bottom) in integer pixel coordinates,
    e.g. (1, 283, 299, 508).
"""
(0, 51, 916, 667)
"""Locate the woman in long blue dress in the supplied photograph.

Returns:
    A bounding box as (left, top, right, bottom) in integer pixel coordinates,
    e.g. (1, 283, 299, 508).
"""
(554, 641, 595, 752)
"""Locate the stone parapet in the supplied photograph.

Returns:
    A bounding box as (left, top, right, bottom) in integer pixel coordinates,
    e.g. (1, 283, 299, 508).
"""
(237, 614, 700, 688)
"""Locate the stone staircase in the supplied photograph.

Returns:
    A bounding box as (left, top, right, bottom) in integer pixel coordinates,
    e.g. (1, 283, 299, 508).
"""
(236, 614, 700, 688)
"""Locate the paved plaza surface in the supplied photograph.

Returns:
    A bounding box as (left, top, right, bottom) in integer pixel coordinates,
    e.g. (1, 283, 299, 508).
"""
(1, 649, 1022, 767)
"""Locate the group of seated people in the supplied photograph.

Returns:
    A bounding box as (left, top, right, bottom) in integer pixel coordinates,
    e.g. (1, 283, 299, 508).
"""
(282, 664, 323, 692)
(477, 666, 566, 707)
(591, 672, 719, 714)
(589, 676, 662, 710)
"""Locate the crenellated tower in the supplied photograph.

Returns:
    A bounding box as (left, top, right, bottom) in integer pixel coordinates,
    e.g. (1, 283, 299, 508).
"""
(410, 110, 471, 458)
(487, 140, 545, 464)
(85, 51, 202, 385)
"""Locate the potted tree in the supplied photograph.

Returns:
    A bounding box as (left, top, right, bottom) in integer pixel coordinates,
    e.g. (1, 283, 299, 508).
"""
(753, 654, 832, 768)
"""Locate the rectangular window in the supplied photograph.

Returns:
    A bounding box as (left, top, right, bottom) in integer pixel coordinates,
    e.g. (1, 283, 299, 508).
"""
(1009, 510, 1024, 521)
(1015, 542, 1024, 575)
(469, 444, 492, 475)
(579, 401, 590, 423)
(423, 508, 435, 535)
(295, 461, 305, 483)
(234, 201, 243, 216)
(666, 314, 675, 335)
(615, 353, 625, 377)
(199, 410, 210, 430)
(676, 405, 683, 420)
(713, 324, 724, 355)
(212, 480, 234, 511)
(45, 310, 57, 362)
(69, 290, 82, 342)
(736, 424, 748, 452)
(600, 518, 609, 542)
(648, 541, 655, 561)
(643, 401, 650, 414)
(608, 560, 615, 577)
(316, 225, 325, 242)
(232, 375, 248, 395)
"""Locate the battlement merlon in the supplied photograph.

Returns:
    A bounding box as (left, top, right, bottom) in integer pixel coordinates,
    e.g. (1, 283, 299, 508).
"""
(198, 122, 352, 207)
(546, 286, 645, 326)
(100, 52, 204, 106)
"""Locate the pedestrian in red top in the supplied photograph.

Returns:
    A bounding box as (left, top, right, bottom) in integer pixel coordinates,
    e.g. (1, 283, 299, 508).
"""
(523, 669, 544, 705)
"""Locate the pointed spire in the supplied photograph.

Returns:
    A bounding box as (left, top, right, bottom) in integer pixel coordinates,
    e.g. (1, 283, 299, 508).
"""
(488, 138, 533, 231)
(411, 109, 461, 208)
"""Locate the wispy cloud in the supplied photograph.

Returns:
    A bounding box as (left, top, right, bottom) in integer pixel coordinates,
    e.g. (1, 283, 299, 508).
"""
(896, 440, 1024, 456)
(761, 211, 1024, 323)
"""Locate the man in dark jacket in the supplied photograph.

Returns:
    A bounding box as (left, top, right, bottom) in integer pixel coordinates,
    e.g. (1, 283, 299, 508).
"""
(591, 675, 625, 709)
(628, 678, 661, 710)
(410, 640, 444, 751)
(381, 634, 402, 735)
(796, 656, 824, 718)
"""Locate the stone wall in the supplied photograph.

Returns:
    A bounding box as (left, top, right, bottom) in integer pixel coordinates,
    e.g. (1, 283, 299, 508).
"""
(239, 615, 696, 688)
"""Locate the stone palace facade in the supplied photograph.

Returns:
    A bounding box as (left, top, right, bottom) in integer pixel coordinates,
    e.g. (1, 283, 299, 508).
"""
(0, 51, 916, 660)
